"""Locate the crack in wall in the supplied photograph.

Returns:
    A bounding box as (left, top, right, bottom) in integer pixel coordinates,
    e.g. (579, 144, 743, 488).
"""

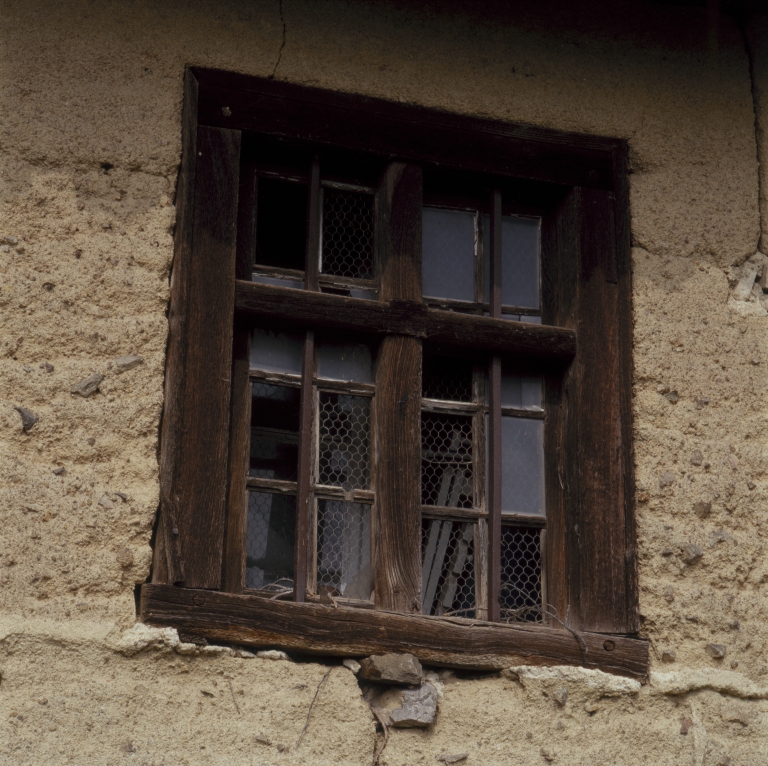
(269, 0, 286, 80)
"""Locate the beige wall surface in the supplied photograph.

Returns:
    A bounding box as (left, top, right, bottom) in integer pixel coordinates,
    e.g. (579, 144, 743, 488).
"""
(1, 1, 768, 763)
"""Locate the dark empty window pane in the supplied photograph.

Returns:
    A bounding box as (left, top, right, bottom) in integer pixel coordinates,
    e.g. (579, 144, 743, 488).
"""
(255, 178, 308, 270)
(317, 500, 372, 600)
(501, 416, 545, 516)
(500, 525, 542, 622)
(421, 413, 473, 508)
(422, 354, 473, 402)
(422, 207, 476, 302)
(421, 518, 475, 617)
(483, 214, 540, 309)
(250, 383, 301, 480)
(246, 492, 296, 591)
(321, 189, 374, 279)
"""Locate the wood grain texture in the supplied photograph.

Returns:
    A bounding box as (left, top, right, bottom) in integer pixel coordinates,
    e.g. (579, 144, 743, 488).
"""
(234, 281, 576, 362)
(141, 584, 649, 679)
(192, 68, 620, 191)
(157, 122, 241, 589)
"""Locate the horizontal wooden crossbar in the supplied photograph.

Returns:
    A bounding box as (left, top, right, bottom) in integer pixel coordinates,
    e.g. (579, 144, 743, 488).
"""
(140, 584, 648, 679)
(234, 280, 576, 363)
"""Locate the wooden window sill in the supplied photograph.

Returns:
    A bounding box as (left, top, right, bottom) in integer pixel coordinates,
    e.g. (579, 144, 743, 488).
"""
(140, 583, 648, 680)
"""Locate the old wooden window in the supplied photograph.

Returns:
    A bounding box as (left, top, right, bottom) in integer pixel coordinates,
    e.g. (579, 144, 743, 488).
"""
(141, 68, 648, 679)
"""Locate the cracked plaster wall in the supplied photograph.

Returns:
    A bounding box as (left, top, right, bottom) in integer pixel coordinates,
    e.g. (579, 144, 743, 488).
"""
(1, 1, 768, 764)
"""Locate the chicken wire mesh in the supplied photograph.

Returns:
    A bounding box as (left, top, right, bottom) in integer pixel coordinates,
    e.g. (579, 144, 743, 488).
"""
(421, 518, 476, 617)
(422, 354, 474, 402)
(249, 382, 300, 481)
(245, 491, 296, 591)
(421, 413, 473, 508)
(318, 393, 371, 490)
(499, 525, 542, 623)
(316, 499, 372, 601)
(321, 188, 374, 280)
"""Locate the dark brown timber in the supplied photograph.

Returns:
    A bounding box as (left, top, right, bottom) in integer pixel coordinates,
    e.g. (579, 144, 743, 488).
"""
(141, 584, 649, 679)
(487, 189, 503, 622)
(234, 281, 576, 362)
(373, 162, 423, 613)
(193, 68, 619, 191)
(158, 118, 241, 588)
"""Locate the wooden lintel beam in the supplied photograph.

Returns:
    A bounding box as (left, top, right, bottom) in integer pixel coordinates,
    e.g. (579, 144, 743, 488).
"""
(140, 584, 648, 679)
(234, 280, 576, 362)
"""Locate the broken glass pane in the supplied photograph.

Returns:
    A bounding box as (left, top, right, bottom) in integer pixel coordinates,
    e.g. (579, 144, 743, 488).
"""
(501, 416, 545, 516)
(316, 500, 372, 600)
(483, 214, 540, 309)
(246, 491, 296, 591)
(422, 207, 476, 302)
(250, 383, 301, 480)
(250, 328, 304, 375)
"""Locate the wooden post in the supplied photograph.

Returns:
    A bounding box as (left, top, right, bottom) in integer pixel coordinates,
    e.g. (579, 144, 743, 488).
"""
(374, 162, 423, 613)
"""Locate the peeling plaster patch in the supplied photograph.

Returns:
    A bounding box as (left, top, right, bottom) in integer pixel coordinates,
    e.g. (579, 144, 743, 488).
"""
(651, 670, 768, 699)
(506, 665, 642, 695)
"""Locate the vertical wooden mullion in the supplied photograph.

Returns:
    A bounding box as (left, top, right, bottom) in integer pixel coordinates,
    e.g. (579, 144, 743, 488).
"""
(373, 161, 423, 614)
(487, 188, 503, 622)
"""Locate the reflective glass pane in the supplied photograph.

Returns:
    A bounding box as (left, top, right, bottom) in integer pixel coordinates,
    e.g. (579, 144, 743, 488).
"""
(483, 214, 541, 309)
(250, 328, 303, 375)
(255, 178, 307, 270)
(317, 500, 372, 600)
(252, 274, 304, 290)
(246, 491, 296, 590)
(316, 340, 374, 384)
(501, 369, 543, 411)
(501, 417, 545, 516)
(422, 207, 476, 302)
(250, 383, 300, 480)
(318, 394, 371, 490)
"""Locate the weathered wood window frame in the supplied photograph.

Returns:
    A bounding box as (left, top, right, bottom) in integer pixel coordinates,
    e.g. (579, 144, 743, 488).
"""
(141, 67, 648, 679)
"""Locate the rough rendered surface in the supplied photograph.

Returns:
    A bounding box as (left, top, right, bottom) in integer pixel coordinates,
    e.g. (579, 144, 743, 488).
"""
(1, 1, 768, 764)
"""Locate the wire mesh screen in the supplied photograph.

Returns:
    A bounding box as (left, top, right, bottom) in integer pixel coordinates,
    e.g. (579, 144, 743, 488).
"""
(316, 500, 372, 600)
(421, 413, 473, 507)
(321, 188, 374, 279)
(250, 382, 301, 481)
(422, 355, 473, 402)
(500, 525, 542, 623)
(421, 518, 476, 617)
(318, 393, 371, 490)
(246, 491, 296, 592)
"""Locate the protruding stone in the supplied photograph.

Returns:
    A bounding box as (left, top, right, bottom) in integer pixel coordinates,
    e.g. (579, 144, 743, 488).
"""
(691, 450, 703, 466)
(661, 649, 676, 663)
(359, 653, 423, 686)
(14, 406, 38, 432)
(116, 548, 134, 568)
(115, 354, 144, 373)
(98, 495, 114, 509)
(256, 649, 289, 661)
(70, 373, 104, 397)
(343, 658, 361, 674)
(665, 390, 679, 404)
(389, 682, 438, 727)
(659, 472, 677, 488)
(52, 466, 65, 476)
(706, 643, 727, 659)
(721, 705, 748, 726)
(552, 686, 568, 707)
(693, 501, 712, 519)
(733, 263, 758, 301)
(438, 754, 469, 765)
(681, 544, 703, 565)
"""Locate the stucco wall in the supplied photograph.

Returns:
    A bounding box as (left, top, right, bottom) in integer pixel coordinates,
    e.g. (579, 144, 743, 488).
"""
(1, 1, 768, 763)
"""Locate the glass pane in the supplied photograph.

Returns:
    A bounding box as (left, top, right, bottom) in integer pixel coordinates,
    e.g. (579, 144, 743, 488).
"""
(501, 417, 545, 516)
(255, 178, 308, 270)
(321, 189, 374, 279)
(252, 274, 304, 290)
(318, 393, 371, 490)
(250, 328, 304, 375)
(501, 314, 542, 324)
(246, 491, 296, 591)
(316, 340, 374, 384)
(501, 369, 543, 411)
(421, 518, 475, 617)
(250, 383, 300, 480)
(317, 500, 372, 600)
(421, 413, 473, 508)
(422, 354, 473, 402)
(422, 207, 476, 302)
(349, 288, 377, 301)
(500, 526, 542, 622)
(483, 214, 541, 309)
